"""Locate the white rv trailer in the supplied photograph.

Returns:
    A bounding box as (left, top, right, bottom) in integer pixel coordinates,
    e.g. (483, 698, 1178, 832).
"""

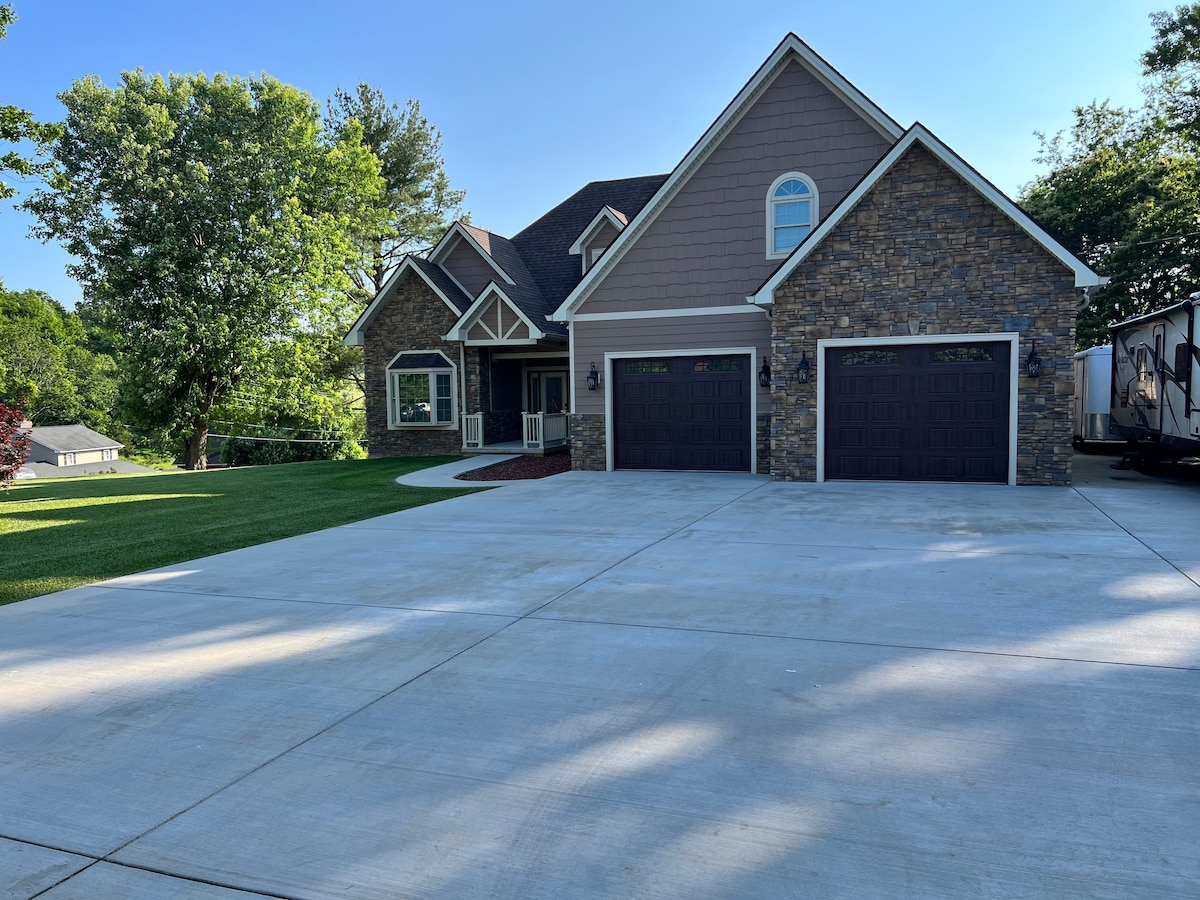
(1109, 297, 1200, 457)
(1073, 344, 1114, 445)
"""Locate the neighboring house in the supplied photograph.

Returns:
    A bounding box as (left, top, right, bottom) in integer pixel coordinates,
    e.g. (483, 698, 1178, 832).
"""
(347, 34, 1104, 485)
(27, 425, 123, 467)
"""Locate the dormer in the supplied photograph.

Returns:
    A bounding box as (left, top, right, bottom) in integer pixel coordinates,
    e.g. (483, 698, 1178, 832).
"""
(569, 206, 628, 275)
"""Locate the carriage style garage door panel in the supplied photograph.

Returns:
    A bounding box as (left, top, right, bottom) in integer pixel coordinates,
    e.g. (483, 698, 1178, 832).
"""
(613, 355, 751, 471)
(825, 342, 1011, 483)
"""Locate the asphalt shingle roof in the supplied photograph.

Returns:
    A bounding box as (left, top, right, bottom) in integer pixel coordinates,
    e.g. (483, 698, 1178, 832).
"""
(28, 425, 123, 453)
(511, 175, 668, 313)
(409, 257, 472, 313)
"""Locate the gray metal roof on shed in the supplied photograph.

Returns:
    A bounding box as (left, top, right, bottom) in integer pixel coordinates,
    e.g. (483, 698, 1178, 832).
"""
(28, 425, 123, 453)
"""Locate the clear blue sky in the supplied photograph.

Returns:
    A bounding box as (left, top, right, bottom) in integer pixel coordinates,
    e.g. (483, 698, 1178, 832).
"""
(0, 0, 1168, 307)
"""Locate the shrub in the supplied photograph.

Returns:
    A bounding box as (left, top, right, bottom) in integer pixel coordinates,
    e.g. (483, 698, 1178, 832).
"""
(0, 403, 32, 493)
(219, 431, 365, 467)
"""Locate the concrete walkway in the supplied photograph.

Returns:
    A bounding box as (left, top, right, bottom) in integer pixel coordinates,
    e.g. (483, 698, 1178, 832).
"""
(2, 470, 1198, 898)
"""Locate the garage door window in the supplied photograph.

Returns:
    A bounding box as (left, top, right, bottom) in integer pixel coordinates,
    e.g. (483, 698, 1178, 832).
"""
(624, 360, 670, 374)
(932, 345, 994, 363)
(693, 358, 742, 372)
(841, 349, 898, 366)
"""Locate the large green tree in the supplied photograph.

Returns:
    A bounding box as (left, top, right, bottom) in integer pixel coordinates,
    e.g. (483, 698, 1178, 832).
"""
(325, 85, 465, 299)
(0, 5, 58, 204)
(1020, 5, 1200, 349)
(26, 71, 388, 468)
(1020, 100, 1200, 348)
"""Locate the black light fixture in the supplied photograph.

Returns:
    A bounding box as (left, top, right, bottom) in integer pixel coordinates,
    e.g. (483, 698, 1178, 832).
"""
(795, 351, 811, 384)
(586, 361, 600, 391)
(1025, 341, 1042, 378)
(757, 359, 771, 388)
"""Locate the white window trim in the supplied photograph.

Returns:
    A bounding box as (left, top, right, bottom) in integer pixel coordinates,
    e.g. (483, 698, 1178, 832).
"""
(815, 334, 1019, 486)
(766, 172, 819, 260)
(386, 351, 459, 429)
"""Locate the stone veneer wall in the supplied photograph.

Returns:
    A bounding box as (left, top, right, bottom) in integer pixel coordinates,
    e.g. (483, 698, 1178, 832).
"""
(770, 144, 1077, 485)
(364, 277, 463, 458)
(756, 413, 772, 476)
(570, 414, 606, 471)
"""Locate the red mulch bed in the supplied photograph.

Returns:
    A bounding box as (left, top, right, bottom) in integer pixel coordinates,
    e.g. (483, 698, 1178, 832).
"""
(454, 452, 572, 481)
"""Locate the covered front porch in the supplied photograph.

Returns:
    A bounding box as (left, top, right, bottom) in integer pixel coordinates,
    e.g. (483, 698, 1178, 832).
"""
(462, 412, 569, 454)
(460, 347, 571, 453)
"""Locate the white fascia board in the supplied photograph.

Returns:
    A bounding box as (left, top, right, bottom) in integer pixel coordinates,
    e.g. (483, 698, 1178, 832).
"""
(443, 283, 547, 342)
(749, 124, 1106, 306)
(567, 207, 627, 256)
(429, 223, 515, 286)
(572, 304, 765, 322)
(343, 258, 464, 346)
(551, 34, 904, 322)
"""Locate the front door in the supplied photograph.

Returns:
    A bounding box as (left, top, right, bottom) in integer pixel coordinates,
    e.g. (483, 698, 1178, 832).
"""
(528, 371, 568, 413)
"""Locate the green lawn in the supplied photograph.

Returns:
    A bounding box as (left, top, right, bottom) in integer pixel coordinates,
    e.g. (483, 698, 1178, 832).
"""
(0, 458, 479, 605)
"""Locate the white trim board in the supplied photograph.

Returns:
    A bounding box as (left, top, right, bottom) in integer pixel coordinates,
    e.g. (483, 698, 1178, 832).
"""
(572, 304, 766, 322)
(552, 34, 904, 322)
(568, 207, 627, 257)
(750, 124, 1106, 305)
(603, 346, 760, 475)
(814, 333, 1020, 486)
(444, 283, 548, 343)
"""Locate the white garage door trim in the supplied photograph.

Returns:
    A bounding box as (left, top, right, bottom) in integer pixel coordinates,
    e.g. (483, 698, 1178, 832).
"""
(604, 347, 760, 474)
(816, 333, 1020, 485)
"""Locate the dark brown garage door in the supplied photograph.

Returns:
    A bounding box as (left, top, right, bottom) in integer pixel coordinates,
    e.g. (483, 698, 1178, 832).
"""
(613, 355, 751, 471)
(824, 342, 1010, 483)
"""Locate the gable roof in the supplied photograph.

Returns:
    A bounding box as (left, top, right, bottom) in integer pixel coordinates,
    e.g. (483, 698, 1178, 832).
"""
(748, 123, 1107, 304)
(29, 425, 122, 453)
(343, 255, 472, 347)
(430, 222, 515, 286)
(568, 206, 629, 256)
(512, 175, 667, 311)
(446, 282, 553, 343)
(343, 176, 667, 347)
(550, 33, 904, 320)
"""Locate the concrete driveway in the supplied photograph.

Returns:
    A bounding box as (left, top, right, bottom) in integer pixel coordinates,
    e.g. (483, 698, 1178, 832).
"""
(3, 467, 1198, 899)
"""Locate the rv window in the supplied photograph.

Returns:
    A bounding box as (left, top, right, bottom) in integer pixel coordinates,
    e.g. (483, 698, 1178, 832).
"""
(1175, 342, 1190, 379)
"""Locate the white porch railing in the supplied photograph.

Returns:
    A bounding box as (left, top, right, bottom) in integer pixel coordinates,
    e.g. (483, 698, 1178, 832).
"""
(522, 412, 568, 449)
(462, 413, 483, 449)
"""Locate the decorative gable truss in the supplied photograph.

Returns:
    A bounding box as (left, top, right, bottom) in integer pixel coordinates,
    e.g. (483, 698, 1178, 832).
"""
(445, 284, 550, 345)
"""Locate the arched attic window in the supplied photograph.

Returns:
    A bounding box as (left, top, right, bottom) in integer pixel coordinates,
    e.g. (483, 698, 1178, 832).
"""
(767, 173, 818, 259)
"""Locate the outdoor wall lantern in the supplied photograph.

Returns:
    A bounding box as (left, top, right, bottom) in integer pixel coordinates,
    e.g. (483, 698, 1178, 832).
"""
(586, 362, 601, 391)
(757, 360, 771, 388)
(1025, 341, 1043, 378)
(795, 351, 811, 384)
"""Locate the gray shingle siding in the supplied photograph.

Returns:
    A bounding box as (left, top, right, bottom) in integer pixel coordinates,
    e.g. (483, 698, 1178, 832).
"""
(577, 60, 893, 314)
(441, 238, 498, 298)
